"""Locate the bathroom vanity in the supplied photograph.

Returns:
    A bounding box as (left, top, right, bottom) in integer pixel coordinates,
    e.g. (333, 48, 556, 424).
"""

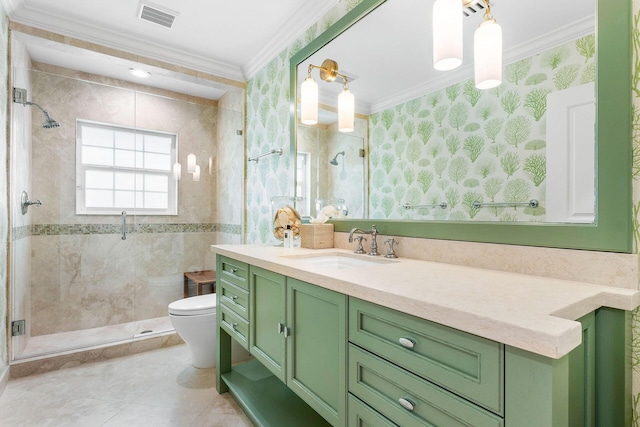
(213, 244, 639, 426)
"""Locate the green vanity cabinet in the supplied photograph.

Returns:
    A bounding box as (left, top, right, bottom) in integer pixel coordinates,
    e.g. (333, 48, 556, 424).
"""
(249, 266, 348, 426)
(216, 255, 629, 427)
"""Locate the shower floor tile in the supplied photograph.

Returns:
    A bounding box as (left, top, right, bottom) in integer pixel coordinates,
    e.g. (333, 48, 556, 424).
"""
(0, 344, 252, 427)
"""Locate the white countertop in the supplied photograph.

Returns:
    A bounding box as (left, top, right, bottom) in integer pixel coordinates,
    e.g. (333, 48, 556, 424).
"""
(211, 244, 640, 359)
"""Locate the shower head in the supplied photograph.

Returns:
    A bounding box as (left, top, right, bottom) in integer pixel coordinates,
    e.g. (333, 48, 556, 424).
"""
(12, 89, 61, 129)
(329, 151, 345, 166)
(26, 102, 61, 129)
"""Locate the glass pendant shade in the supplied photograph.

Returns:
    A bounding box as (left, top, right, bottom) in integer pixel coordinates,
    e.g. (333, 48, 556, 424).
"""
(187, 153, 196, 173)
(433, 0, 463, 71)
(474, 19, 503, 89)
(300, 77, 319, 125)
(338, 89, 355, 132)
(173, 162, 181, 180)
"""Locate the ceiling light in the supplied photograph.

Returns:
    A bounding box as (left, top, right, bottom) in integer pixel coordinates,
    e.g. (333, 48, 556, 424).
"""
(129, 68, 150, 78)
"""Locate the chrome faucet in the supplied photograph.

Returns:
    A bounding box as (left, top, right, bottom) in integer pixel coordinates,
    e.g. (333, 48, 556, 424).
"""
(348, 225, 379, 256)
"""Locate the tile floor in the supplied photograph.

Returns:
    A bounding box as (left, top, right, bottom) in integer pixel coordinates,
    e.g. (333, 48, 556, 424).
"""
(0, 345, 252, 426)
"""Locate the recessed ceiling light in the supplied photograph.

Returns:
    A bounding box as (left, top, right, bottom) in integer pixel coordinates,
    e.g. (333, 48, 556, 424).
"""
(130, 68, 150, 78)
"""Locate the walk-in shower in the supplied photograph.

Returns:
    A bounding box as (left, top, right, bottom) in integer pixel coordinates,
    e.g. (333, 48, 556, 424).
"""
(13, 87, 60, 128)
(9, 65, 244, 363)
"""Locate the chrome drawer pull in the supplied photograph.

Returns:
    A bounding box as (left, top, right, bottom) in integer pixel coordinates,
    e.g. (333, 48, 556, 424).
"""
(398, 397, 415, 411)
(232, 322, 238, 330)
(231, 295, 238, 300)
(277, 322, 284, 334)
(230, 268, 238, 273)
(399, 337, 416, 349)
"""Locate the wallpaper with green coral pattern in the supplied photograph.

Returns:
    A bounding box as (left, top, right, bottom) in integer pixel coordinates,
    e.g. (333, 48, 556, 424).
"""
(369, 35, 595, 222)
(245, 0, 640, 420)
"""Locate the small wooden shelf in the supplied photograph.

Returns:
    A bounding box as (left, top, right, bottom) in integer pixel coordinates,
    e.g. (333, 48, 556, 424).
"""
(221, 360, 331, 427)
(183, 270, 216, 298)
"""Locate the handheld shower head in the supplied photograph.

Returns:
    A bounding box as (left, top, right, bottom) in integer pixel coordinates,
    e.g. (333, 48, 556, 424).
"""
(329, 151, 345, 166)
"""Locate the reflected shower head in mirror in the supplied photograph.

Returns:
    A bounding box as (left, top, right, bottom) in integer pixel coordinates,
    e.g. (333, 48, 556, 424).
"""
(26, 102, 61, 129)
(330, 151, 345, 165)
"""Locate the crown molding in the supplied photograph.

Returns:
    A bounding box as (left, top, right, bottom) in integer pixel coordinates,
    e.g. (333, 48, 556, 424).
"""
(242, 0, 339, 80)
(3, 0, 246, 81)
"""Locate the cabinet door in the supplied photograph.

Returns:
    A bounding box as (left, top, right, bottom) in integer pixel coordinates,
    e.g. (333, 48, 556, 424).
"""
(250, 266, 286, 382)
(287, 278, 347, 426)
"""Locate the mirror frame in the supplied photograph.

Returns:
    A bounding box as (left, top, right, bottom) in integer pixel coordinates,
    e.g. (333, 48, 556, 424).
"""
(290, 0, 632, 253)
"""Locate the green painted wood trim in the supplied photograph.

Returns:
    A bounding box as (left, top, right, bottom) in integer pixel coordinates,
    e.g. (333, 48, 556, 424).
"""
(569, 312, 596, 426)
(222, 360, 332, 427)
(289, 0, 632, 253)
(504, 346, 571, 426)
(594, 308, 631, 426)
(249, 266, 287, 382)
(216, 254, 231, 394)
(286, 278, 347, 426)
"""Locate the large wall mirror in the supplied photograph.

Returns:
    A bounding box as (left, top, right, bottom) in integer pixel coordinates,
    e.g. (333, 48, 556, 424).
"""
(290, 0, 631, 252)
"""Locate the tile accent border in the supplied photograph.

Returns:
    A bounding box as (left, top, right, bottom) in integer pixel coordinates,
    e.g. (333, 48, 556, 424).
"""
(12, 223, 241, 240)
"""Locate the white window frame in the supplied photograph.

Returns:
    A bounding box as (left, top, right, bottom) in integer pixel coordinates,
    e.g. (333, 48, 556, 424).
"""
(76, 119, 178, 215)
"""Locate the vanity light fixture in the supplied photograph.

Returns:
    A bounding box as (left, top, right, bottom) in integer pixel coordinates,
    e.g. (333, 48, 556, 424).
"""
(300, 58, 355, 132)
(187, 153, 197, 173)
(432, 0, 463, 71)
(193, 165, 201, 182)
(173, 162, 182, 180)
(432, 0, 502, 89)
(474, 0, 502, 89)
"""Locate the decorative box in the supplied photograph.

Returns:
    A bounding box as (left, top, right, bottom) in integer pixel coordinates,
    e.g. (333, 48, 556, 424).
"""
(300, 224, 334, 249)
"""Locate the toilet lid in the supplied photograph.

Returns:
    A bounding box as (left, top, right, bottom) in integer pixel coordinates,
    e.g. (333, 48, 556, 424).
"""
(168, 293, 217, 315)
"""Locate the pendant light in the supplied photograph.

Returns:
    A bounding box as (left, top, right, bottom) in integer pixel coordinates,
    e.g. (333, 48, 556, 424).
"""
(338, 86, 355, 132)
(300, 76, 319, 125)
(474, 0, 502, 89)
(433, 0, 463, 71)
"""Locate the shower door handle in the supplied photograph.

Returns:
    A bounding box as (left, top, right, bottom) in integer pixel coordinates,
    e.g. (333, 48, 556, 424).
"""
(121, 211, 127, 240)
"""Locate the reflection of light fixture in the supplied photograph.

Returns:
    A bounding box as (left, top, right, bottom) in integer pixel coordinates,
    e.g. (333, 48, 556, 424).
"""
(193, 165, 201, 182)
(474, 0, 502, 89)
(432, 0, 463, 71)
(129, 68, 150, 78)
(173, 162, 181, 180)
(187, 153, 196, 173)
(300, 58, 355, 132)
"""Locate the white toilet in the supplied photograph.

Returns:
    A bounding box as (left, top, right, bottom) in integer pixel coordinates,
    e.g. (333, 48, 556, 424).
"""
(168, 293, 217, 368)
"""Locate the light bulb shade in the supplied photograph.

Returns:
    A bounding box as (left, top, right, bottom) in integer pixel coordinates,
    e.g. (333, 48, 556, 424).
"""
(474, 19, 503, 89)
(193, 165, 201, 182)
(187, 153, 196, 173)
(433, 0, 463, 71)
(173, 162, 181, 180)
(338, 89, 355, 132)
(300, 77, 319, 125)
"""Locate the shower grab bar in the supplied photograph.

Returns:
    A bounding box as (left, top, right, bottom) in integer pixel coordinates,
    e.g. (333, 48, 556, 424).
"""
(402, 202, 447, 210)
(472, 199, 539, 209)
(248, 148, 283, 163)
(121, 211, 127, 240)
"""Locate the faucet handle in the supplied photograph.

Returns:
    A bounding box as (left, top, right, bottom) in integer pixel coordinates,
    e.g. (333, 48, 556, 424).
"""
(354, 236, 367, 254)
(384, 238, 398, 259)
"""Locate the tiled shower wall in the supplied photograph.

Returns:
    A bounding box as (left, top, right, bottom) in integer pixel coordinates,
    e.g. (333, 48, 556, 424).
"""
(0, 2, 9, 391)
(11, 62, 243, 337)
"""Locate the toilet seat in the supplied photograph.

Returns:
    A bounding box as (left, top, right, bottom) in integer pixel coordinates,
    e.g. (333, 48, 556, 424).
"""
(168, 293, 216, 316)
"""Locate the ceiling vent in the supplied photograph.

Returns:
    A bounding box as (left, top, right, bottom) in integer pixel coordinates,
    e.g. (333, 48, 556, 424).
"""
(138, 3, 177, 29)
(463, 0, 486, 17)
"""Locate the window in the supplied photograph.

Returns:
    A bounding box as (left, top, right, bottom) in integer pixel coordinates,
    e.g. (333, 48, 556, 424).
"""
(76, 120, 178, 215)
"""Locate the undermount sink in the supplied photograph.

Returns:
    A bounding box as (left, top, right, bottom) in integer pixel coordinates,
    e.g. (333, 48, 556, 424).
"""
(282, 252, 397, 269)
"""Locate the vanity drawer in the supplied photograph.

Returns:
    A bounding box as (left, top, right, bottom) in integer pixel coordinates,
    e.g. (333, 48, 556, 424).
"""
(349, 298, 503, 414)
(349, 344, 503, 427)
(219, 280, 249, 320)
(219, 256, 248, 290)
(220, 304, 249, 350)
(348, 394, 398, 427)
